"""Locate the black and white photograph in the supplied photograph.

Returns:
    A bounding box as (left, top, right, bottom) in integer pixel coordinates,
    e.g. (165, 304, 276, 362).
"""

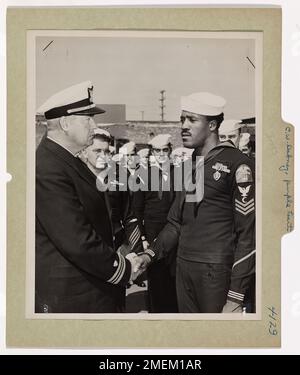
(27, 30, 261, 318)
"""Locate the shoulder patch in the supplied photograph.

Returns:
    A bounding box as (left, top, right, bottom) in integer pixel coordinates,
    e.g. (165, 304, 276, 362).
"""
(235, 164, 253, 183)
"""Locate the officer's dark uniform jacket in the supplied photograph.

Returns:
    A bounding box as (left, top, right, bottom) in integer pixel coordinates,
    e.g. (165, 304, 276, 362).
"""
(146, 141, 255, 304)
(35, 137, 132, 313)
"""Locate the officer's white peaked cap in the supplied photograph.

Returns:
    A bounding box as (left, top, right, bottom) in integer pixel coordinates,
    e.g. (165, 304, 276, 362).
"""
(37, 81, 105, 119)
(181, 92, 226, 116)
(219, 119, 243, 134)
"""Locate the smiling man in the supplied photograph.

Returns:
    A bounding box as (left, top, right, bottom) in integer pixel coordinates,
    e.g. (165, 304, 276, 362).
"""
(140, 92, 256, 314)
(35, 81, 143, 313)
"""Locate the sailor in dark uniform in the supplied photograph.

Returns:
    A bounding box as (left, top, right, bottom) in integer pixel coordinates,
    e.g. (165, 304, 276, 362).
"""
(219, 118, 243, 148)
(139, 92, 256, 314)
(137, 148, 150, 170)
(220, 122, 256, 313)
(133, 134, 178, 313)
(35, 81, 144, 313)
(239, 132, 255, 160)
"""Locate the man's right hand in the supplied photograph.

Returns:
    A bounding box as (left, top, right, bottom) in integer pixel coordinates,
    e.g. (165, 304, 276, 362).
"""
(126, 253, 151, 281)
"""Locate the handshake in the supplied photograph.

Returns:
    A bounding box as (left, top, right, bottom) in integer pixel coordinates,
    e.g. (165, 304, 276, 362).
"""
(125, 252, 152, 282)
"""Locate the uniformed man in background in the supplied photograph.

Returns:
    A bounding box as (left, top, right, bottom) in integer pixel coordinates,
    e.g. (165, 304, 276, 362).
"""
(83, 129, 143, 256)
(137, 148, 150, 170)
(119, 141, 138, 177)
(219, 119, 243, 147)
(139, 92, 255, 313)
(239, 132, 254, 159)
(133, 134, 178, 313)
(118, 141, 144, 195)
(35, 81, 144, 313)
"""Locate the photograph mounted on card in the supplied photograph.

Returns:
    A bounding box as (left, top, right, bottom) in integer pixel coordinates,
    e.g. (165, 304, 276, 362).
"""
(7, 7, 293, 348)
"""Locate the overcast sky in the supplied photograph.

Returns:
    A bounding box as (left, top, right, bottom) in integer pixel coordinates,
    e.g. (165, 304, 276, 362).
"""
(36, 33, 256, 121)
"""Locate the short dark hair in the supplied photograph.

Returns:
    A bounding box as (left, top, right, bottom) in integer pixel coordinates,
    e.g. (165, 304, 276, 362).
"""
(205, 113, 224, 129)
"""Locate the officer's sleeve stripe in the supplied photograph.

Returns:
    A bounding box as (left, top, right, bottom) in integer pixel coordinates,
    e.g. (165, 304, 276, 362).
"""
(228, 290, 244, 301)
(232, 249, 256, 269)
(129, 226, 139, 243)
(129, 232, 140, 248)
(107, 252, 126, 285)
(130, 234, 140, 249)
(228, 290, 244, 298)
(129, 226, 140, 244)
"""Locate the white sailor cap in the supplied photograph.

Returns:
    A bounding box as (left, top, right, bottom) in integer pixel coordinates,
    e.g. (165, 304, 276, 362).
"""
(93, 128, 112, 140)
(137, 148, 150, 158)
(171, 147, 184, 157)
(219, 119, 243, 134)
(119, 141, 136, 155)
(172, 147, 193, 157)
(37, 81, 105, 120)
(148, 134, 172, 148)
(181, 147, 194, 156)
(239, 133, 251, 148)
(112, 153, 122, 163)
(181, 92, 226, 116)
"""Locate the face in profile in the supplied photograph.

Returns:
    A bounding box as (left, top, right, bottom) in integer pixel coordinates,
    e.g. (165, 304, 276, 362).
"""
(66, 115, 96, 149)
(180, 111, 211, 149)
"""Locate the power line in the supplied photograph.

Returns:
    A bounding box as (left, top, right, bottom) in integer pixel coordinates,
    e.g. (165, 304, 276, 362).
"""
(159, 90, 166, 122)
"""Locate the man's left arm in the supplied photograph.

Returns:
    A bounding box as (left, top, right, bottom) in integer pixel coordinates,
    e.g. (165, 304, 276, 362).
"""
(224, 161, 256, 312)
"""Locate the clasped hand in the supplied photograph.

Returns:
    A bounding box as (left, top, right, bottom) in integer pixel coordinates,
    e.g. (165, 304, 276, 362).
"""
(125, 252, 151, 282)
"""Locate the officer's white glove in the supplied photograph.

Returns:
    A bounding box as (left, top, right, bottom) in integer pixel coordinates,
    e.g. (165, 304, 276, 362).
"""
(222, 300, 243, 313)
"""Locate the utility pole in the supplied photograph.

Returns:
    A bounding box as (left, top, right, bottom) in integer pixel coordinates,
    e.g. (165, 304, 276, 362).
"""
(159, 90, 166, 122)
